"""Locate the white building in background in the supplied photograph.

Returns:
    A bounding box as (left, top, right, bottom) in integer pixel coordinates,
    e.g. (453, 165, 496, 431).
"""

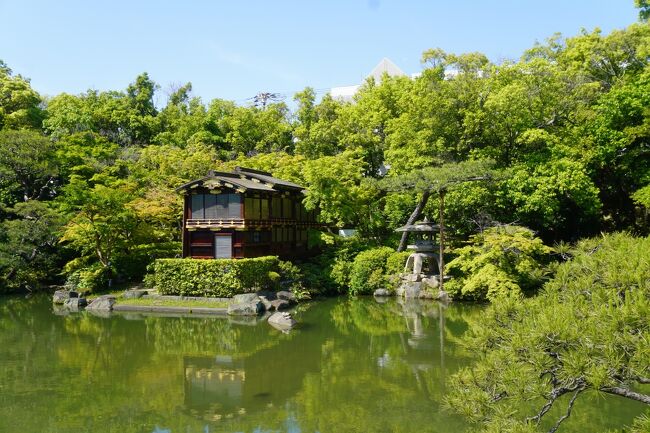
(331, 58, 407, 102)
(330, 58, 471, 102)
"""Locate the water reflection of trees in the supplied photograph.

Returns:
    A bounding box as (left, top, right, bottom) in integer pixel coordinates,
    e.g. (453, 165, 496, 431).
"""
(292, 298, 480, 432)
(4, 295, 632, 433)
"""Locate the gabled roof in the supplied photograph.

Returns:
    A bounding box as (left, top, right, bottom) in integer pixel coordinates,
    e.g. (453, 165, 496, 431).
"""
(175, 167, 304, 194)
(368, 58, 406, 82)
(234, 167, 304, 191)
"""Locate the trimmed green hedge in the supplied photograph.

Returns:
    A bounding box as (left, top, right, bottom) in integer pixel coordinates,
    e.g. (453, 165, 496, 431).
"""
(148, 256, 280, 297)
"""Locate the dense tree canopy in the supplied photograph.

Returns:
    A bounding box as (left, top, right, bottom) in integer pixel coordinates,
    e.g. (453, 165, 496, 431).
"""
(0, 17, 648, 296)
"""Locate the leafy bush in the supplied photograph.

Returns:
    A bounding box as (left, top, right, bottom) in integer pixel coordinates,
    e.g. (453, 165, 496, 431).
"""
(446, 225, 552, 301)
(113, 241, 181, 282)
(148, 256, 280, 297)
(386, 250, 411, 275)
(348, 246, 395, 295)
(64, 263, 110, 293)
(277, 259, 313, 299)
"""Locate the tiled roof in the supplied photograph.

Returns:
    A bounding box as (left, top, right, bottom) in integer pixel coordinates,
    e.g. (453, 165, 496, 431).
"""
(234, 167, 304, 191)
(176, 167, 304, 193)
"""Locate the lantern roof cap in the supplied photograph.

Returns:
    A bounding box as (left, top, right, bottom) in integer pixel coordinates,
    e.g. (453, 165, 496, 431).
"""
(395, 216, 442, 232)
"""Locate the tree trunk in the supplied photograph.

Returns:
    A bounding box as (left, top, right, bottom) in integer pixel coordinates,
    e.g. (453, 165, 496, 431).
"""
(439, 190, 446, 292)
(397, 190, 431, 252)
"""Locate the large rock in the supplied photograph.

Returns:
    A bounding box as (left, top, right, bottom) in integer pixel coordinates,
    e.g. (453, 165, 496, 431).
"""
(421, 276, 440, 290)
(227, 300, 264, 316)
(435, 290, 450, 303)
(53, 290, 78, 304)
(267, 312, 297, 331)
(86, 295, 116, 311)
(256, 290, 277, 301)
(402, 283, 422, 298)
(64, 297, 87, 310)
(373, 288, 392, 297)
(258, 295, 273, 312)
(276, 291, 297, 304)
(123, 290, 146, 299)
(232, 293, 261, 304)
(270, 299, 291, 311)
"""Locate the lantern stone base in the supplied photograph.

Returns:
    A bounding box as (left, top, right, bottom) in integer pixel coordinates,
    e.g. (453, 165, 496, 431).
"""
(395, 274, 448, 302)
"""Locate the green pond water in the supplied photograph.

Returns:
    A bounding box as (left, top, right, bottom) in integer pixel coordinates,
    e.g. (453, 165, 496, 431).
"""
(0, 295, 645, 433)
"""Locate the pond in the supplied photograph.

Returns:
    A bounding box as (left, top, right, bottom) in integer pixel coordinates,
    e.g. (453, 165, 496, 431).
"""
(0, 295, 644, 433)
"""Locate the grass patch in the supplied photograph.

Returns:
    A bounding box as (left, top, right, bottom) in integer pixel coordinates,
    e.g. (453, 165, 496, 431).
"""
(86, 289, 127, 301)
(116, 297, 229, 309)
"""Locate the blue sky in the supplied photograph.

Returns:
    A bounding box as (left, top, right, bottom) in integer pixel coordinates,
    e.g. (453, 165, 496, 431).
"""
(0, 0, 640, 106)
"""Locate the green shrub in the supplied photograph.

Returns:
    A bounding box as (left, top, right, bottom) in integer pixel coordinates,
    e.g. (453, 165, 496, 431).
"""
(148, 256, 280, 297)
(386, 250, 411, 276)
(64, 263, 110, 293)
(113, 241, 181, 282)
(328, 237, 369, 291)
(446, 225, 552, 302)
(349, 246, 395, 295)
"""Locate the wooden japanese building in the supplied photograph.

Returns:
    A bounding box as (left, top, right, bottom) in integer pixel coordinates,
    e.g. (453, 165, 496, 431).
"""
(176, 167, 319, 259)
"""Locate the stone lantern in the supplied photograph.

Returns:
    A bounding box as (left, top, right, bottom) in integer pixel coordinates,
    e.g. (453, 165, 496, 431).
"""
(394, 217, 448, 301)
(395, 217, 441, 280)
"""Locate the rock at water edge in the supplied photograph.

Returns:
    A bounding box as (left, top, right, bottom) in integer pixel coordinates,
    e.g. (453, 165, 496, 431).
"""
(258, 296, 273, 311)
(64, 297, 88, 310)
(373, 288, 392, 297)
(123, 290, 146, 299)
(276, 291, 297, 304)
(270, 299, 291, 311)
(232, 293, 261, 304)
(268, 312, 297, 331)
(227, 300, 264, 316)
(436, 290, 450, 302)
(86, 295, 116, 311)
(53, 290, 78, 304)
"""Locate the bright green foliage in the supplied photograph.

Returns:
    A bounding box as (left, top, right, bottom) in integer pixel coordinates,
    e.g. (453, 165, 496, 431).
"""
(382, 159, 496, 195)
(59, 174, 181, 289)
(633, 184, 650, 208)
(340, 75, 412, 175)
(302, 149, 378, 230)
(637, 0, 650, 21)
(44, 73, 161, 146)
(218, 103, 293, 155)
(348, 247, 395, 295)
(446, 232, 650, 432)
(446, 226, 553, 301)
(53, 132, 119, 182)
(294, 91, 345, 158)
(0, 63, 43, 130)
(148, 257, 280, 297)
(580, 67, 650, 230)
(385, 250, 411, 276)
(505, 159, 602, 238)
(557, 24, 650, 90)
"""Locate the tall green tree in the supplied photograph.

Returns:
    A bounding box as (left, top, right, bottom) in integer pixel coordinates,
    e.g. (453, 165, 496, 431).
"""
(0, 129, 58, 205)
(0, 201, 64, 293)
(0, 61, 43, 130)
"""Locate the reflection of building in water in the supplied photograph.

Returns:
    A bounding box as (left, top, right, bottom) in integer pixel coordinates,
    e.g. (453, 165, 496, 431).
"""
(184, 355, 245, 416)
(182, 330, 322, 421)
